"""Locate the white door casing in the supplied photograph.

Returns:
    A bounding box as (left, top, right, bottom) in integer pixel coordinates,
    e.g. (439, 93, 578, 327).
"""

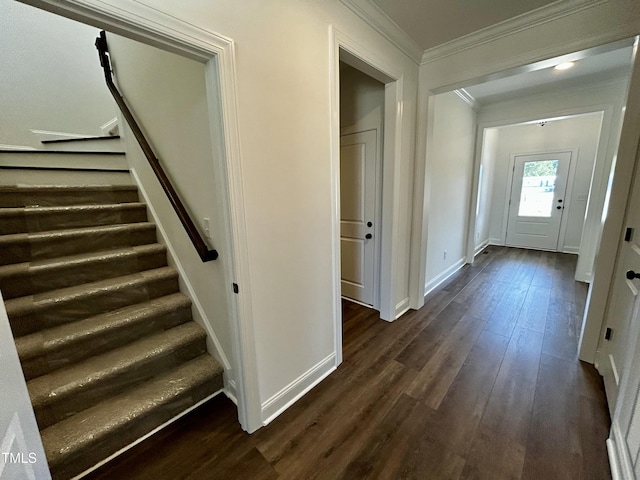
(506, 151, 571, 251)
(340, 129, 377, 306)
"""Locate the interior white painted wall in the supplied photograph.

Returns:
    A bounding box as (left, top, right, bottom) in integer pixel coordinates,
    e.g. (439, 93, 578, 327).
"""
(105, 34, 234, 380)
(340, 63, 385, 131)
(486, 113, 603, 255)
(101, 0, 419, 419)
(424, 91, 476, 293)
(0, 0, 117, 148)
(474, 128, 498, 251)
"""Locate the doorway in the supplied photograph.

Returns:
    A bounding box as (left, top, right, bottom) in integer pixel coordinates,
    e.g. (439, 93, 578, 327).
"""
(505, 151, 571, 250)
(339, 62, 384, 308)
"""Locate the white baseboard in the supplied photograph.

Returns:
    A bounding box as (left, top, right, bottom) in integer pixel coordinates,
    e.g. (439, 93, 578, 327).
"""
(394, 297, 410, 320)
(489, 237, 504, 246)
(562, 246, 580, 254)
(261, 353, 336, 425)
(424, 257, 466, 297)
(225, 379, 238, 405)
(30, 129, 96, 142)
(474, 239, 490, 257)
(0, 144, 37, 151)
(131, 169, 232, 376)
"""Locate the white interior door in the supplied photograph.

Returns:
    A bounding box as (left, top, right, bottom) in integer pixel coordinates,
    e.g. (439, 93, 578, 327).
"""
(599, 157, 640, 413)
(340, 129, 377, 306)
(505, 152, 571, 250)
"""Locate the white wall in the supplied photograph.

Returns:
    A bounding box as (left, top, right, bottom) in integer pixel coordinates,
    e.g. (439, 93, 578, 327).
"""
(340, 63, 385, 130)
(98, 0, 419, 425)
(425, 91, 476, 293)
(486, 113, 603, 255)
(106, 35, 234, 380)
(0, 0, 116, 148)
(475, 127, 498, 251)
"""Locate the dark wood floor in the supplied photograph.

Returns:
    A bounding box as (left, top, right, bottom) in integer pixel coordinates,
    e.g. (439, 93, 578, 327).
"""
(85, 247, 611, 480)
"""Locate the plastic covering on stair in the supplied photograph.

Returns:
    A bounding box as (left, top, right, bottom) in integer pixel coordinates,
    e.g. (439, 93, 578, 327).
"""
(5, 266, 178, 337)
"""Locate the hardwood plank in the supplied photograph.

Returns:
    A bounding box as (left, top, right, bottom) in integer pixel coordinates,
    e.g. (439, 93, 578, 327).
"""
(531, 250, 555, 287)
(473, 326, 544, 445)
(542, 295, 579, 361)
(423, 330, 510, 457)
(515, 285, 550, 333)
(483, 283, 528, 337)
(460, 426, 526, 480)
(395, 301, 468, 371)
(406, 314, 487, 408)
(521, 354, 583, 480)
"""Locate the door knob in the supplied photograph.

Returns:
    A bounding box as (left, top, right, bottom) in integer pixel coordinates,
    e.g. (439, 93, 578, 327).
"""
(626, 270, 640, 280)
(365, 233, 372, 239)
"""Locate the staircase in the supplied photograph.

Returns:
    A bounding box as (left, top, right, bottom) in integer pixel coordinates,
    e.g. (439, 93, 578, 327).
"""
(0, 180, 224, 479)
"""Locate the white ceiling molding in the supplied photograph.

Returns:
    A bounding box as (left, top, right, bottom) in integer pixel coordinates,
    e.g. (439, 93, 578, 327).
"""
(454, 89, 479, 112)
(340, 0, 423, 64)
(421, 0, 608, 65)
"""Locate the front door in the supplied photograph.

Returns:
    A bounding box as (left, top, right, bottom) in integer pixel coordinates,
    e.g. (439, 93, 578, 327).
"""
(506, 152, 571, 250)
(340, 129, 377, 306)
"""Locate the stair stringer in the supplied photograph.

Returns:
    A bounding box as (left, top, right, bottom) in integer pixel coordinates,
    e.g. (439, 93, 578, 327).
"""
(130, 169, 235, 400)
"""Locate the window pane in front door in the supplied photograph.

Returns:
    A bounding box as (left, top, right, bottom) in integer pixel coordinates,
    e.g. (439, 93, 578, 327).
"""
(518, 159, 559, 217)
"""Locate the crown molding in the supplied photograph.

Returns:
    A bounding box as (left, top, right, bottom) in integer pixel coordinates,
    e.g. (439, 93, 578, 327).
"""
(421, 0, 608, 65)
(340, 0, 423, 64)
(454, 89, 479, 112)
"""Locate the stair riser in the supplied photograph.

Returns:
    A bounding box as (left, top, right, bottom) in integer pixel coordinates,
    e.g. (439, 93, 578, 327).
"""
(0, 189, 139, 207)
(0, 248, 167, 299)
(20, 301, 192, 380)
(44, 357, 223, 480)
(33, 334, 207, 429)
(8, 273, 179, 337)
(0, 169, 133, 187)
(0, 206, 148, 235)
(0, 227, 157, 266)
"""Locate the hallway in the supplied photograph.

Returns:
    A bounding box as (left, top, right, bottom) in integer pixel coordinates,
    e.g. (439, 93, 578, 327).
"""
(85, 247, 611, 479)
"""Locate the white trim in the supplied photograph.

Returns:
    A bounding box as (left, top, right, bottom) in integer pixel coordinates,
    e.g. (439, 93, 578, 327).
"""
(606, 438, 622, 480)
(454, 89, 479, 112)
(131, 169, 231, 372)
(339, 0, 422, 64)
(420, 0, 606, 64)
(424, 257, 466, 297)
(562, 246, 580, 255)
(20, 0, 260, 433)
(261, 353, 336, 426)
(100, 117, 119, 136)
(0, 144, 37, 151)
(489, 237, 505, 246)
(30, 129, 96, 142)
(394, 297, 410, 320)
(474, 239, 490, 257)
(225, 379, 238, 405)
(73, 389, 224, 480)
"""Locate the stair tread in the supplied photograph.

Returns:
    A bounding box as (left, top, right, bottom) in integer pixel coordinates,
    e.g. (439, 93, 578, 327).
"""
(41, 355, 223, 476)
(27, 321, 206, 406)
(0, 202, 146, 217)
(5, 266, 178, 317)
(17, 292, 191, 362)
(0, 184, 137, 192)
(0, 243, 166, 278)
(0, 221, 155, 244)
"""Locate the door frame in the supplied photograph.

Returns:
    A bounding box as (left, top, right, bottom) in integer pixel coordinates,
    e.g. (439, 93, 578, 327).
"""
(19, 0, 262, 433)
(331, 26, 406, 365)
(501, 148, 577, 251)
(339, 124, 383, 309)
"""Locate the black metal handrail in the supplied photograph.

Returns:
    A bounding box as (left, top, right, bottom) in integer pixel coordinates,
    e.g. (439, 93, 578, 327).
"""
(95, 31, 218, 262)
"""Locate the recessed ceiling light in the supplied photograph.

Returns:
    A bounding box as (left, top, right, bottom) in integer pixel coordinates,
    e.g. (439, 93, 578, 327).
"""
(554, 62, 575, 71)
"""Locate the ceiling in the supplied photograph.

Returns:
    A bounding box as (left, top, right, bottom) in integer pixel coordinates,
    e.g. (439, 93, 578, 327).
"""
(371, 0, 557, 51)
(464, 44, 635, 106)
(363, 0, 635, 107)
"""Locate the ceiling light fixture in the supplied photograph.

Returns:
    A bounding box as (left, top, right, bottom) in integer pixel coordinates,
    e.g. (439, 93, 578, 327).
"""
(554, 62, 575, 71)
